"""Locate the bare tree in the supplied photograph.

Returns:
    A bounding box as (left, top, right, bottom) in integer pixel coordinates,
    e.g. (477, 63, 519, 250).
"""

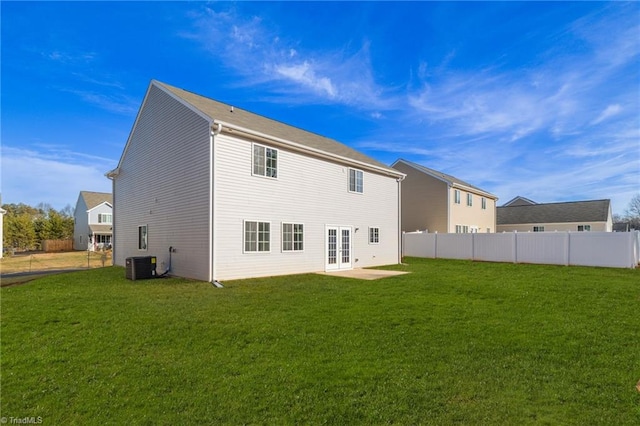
(624, 193, 640, 229)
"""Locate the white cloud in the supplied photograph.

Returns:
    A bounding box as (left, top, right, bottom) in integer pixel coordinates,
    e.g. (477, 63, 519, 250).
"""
(273, 61, 337, 98)
(1, 146, 116, 209)
(591, 104, 622, 125)
(187, 6, 393, 109)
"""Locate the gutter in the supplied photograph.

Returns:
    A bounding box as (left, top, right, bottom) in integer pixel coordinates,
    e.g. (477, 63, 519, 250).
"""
(213, 120, 405, 179)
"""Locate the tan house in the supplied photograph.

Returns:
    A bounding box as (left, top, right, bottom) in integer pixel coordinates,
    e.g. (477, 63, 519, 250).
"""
(497, 198, 613, 232)
(392, 159, 498, 233)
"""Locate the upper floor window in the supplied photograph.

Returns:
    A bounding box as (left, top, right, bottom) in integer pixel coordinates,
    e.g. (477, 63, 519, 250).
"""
(349, 168, 363, 193)
(467, 193, 473, 206)
(98, 213, 112, 224)
(481, 197, 487, 210)
(253, 144, 278, 178)
(454, 190, 461, 204)
(533, 226, 545, 232)
(577, 225, 591, 232)
(282, 223, 304, 252)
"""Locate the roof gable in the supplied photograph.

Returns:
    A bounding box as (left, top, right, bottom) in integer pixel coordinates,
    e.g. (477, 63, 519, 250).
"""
(149, 81, 401, 176)
(502, 196, 537, 207)
(392, 158, 497, 199)
(79, 191, 113, 211)
(497, 199, 611, 225)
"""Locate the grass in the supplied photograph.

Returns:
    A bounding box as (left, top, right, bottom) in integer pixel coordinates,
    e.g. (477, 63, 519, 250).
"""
(0, 251, 112, 275)
(1, 258, 639, 424)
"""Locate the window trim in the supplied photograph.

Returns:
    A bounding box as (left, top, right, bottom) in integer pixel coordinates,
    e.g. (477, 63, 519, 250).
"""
(348, 168, 364, 194)
(243, 220, 271, 253)
(252, 143, 278, 179)
(368, 227, 380, 244)
(138, 224, 148, 251)
(98, 213, 113, 224)
(282, 222, 304, 252)
(481, 197, 487, 210)
(454, 189, 461, 204)
(467, 193, 473, 207)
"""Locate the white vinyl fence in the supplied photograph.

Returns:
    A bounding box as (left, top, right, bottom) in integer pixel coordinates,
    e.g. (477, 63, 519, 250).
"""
(403, 231, 640, 269)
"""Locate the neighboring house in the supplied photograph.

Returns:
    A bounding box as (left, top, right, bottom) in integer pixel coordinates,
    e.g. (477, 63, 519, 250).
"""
(73, 191, 113, 251)
(502, 196, 536, 207)
(107, 80, 405, 282)
(392, 159, 498, 234)
(496, 198, 613, 232)
(0, 207, 5, 258)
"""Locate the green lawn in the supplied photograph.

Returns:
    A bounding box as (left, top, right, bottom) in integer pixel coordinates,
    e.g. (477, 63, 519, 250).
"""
(1, 258, 639, 424)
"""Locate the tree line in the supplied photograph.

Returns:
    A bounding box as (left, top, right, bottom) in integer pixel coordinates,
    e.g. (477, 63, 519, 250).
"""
(613, 194, 640, 231)
(2, 203, 75, 251)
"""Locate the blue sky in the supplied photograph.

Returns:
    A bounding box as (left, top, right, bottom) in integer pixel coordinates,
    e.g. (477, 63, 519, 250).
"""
(2, 1, 639, 214)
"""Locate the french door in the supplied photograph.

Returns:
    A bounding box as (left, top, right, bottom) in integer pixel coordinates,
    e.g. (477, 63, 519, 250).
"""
(326, 226, 352, 271)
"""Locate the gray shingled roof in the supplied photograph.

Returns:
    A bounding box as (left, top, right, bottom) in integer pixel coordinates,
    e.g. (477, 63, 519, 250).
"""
(80, 191, 112, 210)
(155, 81, 399, 174)
(497, 199, 611, 225)
(393, 158, 497, 198)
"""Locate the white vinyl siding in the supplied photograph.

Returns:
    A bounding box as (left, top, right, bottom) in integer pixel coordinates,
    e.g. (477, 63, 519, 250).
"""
(349, 168, 363, 193)
(369, 227, 380, 244)
(253, 144, 278, 178)
(113, 84, 210, 280)
(282, 223, 304, 252)
(213, 132, 400, 280)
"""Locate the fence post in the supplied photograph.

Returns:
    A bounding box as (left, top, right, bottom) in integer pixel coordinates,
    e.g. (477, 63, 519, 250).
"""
(565, 231, 570, 266)
(472, 232, 476, 261)
(434, 231, 438, 259)
(513, 231, 518, 264)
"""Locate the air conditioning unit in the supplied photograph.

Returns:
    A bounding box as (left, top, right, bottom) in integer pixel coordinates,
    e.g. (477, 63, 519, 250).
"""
(125, 256, 157, 280)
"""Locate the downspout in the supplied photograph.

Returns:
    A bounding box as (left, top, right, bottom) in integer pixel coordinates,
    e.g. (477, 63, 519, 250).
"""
(397, 175, 405, 264)
(209, 123, 221, 283)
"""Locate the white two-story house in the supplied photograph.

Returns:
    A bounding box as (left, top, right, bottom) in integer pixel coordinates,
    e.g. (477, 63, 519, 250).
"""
(107, 80, 405, 282)
(73, 191, 113, 251)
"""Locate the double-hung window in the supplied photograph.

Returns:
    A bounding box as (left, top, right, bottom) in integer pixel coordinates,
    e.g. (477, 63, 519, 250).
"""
(369, 227, 380, 244)
(244, 221, 270, 252)
(481, 197, 487, 210)
(98, 213, 112, 224)
(282, 223, 304, 252)
(577, 225, 591, 232)
(454, 190, 461, 204)
(533, 226, 545, 232)
(138, 225, 148, 250)
(467, 193, 473, 206)
(253, 144, 278, 178)
(349, 168, 363, 193)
